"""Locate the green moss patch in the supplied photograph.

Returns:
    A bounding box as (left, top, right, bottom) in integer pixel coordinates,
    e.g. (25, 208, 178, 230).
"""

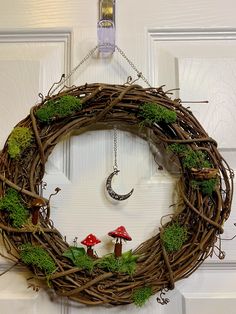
(97, 250, 138, 276)
(168, 143, 188, 155)
(63, 248, 138, 275)
(63, 247, 94, 272)
(36, 95, 82, 123)
(20, 243, 57, 275)
(191, 178, 218, 196)
(168, 144, 212, 169)
(162, 224, 188, 253)
(0, 189, 28, 228)
(7, 127, 33, 159)
(139, 103, 177, 125)
(132, 286, 153, 307)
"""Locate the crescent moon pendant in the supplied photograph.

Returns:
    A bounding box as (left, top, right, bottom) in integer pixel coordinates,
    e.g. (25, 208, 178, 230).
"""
(106, 170, 134, 201)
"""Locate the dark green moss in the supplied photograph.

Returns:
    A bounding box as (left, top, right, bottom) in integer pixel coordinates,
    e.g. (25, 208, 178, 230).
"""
(36, 95, 82, 123)
(20, 243, 57, 275)
(139, 103, 177, 125)
(168, 143, 188, 155)
(0, 189, 28, 228)
(162, 224, 188, 252)
(7, 127, 33, 159)
(168, 144, 212, 169)
(132, 286, 153, 307)
(191, 178, 218, 196)
(182, 150, 211, 169)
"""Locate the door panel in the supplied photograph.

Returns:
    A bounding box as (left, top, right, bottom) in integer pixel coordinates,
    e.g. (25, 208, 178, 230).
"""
(0, 32, 70, 148)
(45, 129, 178, 254)
(0, 2, 235, 313)
(148, 28, 236, 266)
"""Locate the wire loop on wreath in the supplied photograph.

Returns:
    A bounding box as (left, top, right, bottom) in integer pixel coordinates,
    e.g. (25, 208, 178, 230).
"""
(0, 83, 233, 306)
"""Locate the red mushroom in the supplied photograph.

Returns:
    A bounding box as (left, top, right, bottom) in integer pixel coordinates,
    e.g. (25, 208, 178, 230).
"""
(108, 226, 132, 258)
(81, 234, 101, 258)
(30, 198, 46, 225)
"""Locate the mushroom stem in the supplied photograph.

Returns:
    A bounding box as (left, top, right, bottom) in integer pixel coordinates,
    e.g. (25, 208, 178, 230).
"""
(114, 239, 122, 258)
(31, 208, 39, 225)
(108, 226, 132, 258)
(81, 234, 101, 258)
(87, 247, 94, 258)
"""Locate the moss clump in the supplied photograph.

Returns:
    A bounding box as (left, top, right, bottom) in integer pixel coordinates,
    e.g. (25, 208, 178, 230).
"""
(97, 250, 138, 276)
(7, 127, 33, 159)
(132, 286, 153, 307)
(20, 243, 56, 275)
(168, 144, 212, 169)
(63, 247, 138, 275)
(62, 246, 94, 272)
(0, 189, 28, 228)
(191, 178, 218, 196)
(168, 143, 188, 155)
(182, 150, 211, 169)
(139, 103, 177, 125)
(96, 254, 118, 272)
(162, 224, 188, 252)
(74, 255, 95, 272)
(36, 95, 82, 123)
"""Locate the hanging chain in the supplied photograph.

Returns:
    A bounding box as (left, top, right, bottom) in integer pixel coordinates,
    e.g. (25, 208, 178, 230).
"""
(49, 44, 152, 96)
(49, 45, 99, 96)
(115, 45, 152, 88)
(113, 126, 118, 171)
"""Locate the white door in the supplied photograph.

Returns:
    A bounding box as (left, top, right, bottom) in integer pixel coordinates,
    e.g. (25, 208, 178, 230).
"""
(0, 1, 235, 314)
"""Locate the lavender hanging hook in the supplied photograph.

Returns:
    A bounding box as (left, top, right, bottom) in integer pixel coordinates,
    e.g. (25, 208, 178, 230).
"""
(98, 0, 115, 53)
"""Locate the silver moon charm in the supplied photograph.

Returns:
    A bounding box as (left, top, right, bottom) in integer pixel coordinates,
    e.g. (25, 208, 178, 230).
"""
(106, 170, 134, 201)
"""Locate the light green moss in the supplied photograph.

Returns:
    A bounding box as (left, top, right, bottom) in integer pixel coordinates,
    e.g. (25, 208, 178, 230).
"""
(7, 127, 33, 159)
(139, 103, 177, 125)
(20, 243, 57, 275)
(97, 250, 138, 276)
(63, 248, 138, 275)
(96, 254, 118, 272)
(162, 224, 188, 252)
(132, 286, 153, 307)
(36, 95, 82, 123)
(62, 247, 94, 272)
(74, 255, 94, 272)
(168, 144, 212, 169)
(0, 189, 28, 228)
(191, 178, 218, 196)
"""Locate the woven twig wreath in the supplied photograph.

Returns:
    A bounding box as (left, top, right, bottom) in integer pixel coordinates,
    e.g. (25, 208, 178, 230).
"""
(0, 83, 233, 306)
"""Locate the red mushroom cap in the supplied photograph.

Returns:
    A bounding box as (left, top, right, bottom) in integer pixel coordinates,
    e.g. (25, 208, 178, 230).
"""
(108, 226, 132, 241)
(81, 234, 101, 247)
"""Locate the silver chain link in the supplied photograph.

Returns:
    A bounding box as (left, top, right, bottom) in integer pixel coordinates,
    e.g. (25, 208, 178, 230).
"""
(49, 44, 152, 96)
(49, 44, 151, 174)
(113, 126, 118, 171)
(49, 45, 99, 96)
(114, 45, 152, 88)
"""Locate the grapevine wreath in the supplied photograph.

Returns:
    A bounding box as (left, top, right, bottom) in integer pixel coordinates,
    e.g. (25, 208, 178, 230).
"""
(0, 82, 233, 307)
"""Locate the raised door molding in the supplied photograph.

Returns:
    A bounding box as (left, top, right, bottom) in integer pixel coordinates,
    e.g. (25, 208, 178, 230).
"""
(146, 28, 236, 267)
(146, 28, 236, 149)
(0, 31, 72, 313)
(0, 30, 71, 181)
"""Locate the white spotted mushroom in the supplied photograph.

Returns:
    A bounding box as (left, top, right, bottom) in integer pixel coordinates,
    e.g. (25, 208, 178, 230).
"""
(81, 234, 101, 258)
(108, 226, 132, 258)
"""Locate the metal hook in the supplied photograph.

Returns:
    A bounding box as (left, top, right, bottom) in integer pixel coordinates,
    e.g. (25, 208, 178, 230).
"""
(98, 0, 115, 53)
